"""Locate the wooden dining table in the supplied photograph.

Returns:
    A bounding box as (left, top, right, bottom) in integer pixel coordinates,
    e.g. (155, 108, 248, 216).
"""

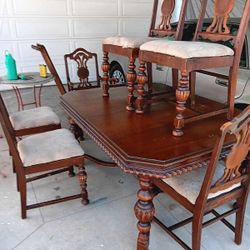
(60, 86, 235, 250)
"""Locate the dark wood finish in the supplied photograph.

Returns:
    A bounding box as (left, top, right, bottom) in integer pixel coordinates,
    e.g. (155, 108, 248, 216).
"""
(102, 0, 188, 110)
(153, 105, 250, 250)
(139, 0, 250, 136)
(0, 93, 88, 219)
(60, 87, 240, 249)
(64, 48, 100, 91)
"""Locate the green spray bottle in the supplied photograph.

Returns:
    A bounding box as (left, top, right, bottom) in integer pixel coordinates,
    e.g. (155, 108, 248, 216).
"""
(5, 51, 18, 80)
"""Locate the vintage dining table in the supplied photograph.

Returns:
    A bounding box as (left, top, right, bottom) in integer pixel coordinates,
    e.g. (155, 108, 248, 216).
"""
(60, 86, 235, 250)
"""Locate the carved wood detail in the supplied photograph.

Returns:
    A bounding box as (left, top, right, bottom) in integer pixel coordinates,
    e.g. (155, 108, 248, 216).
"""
(173, 70, 190, 137)
(102, 52, 110, 97)
(134, 176, 155, 250)
(64, 48, 100, 91)
(211, 108, 250, 193)
(136, 61, 147, 114)
(78, 162, 89, 205)
(206, 0, 235, 35)
(213, 120, 250, 190)
(126, 57, 137, 111)
(158, 0, 175, 30)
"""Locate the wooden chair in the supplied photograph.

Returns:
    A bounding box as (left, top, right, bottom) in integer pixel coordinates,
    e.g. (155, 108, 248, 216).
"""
(152, 105, 250, 250)
(139, 0, 250, 136)
(102, 0, 188, 111)
(0, 93, 75, 175)
(0, 92, 89, 219)
(64, 48, 101, 91)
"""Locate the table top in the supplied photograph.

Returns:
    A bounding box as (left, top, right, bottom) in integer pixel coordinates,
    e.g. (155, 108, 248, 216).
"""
(61, 87, 235, 178)
(0, 72, 54, 88)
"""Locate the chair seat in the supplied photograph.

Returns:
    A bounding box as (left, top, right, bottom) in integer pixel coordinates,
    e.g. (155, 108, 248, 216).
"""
(18, 128, 84, 167)
(9, 106, 60, 130)
(103, 36, 153, 49)
(140, 40, 234, 59)
(162, 162, 241, 204)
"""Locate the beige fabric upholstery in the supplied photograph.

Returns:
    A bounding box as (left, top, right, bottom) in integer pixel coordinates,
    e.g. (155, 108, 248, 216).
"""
(18, 129, 84, 167)
(162, 162, 241, 204)
(10, 106, 60, 130)
(140, 40, 234, 59)
(103, 36, 153, 49)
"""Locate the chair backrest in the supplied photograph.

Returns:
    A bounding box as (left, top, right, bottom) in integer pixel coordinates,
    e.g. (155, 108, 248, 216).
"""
(199, 105, 250, 203)
(0, 93, 24, 170)
(193, 0, 250, 59)
(64, 48, 101, 91)
(149, 0, 189, 40)
(31, 44, 66, 95)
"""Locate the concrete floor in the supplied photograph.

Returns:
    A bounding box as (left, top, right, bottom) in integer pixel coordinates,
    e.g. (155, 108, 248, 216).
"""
(0, 86, 250, 250)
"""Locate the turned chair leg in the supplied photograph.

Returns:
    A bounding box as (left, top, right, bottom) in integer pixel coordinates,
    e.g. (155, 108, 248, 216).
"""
(136, 61, 147, 114)
(173, 70, 190, 137)
(126, 56, 137, 111)
(78, 161, 89, 205)
(102, 51, 110, 97)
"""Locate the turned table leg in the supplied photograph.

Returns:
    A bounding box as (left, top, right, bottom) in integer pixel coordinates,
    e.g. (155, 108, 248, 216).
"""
(134, 176, 155, 250)
(173, 70, 190, 137)
(136, 61, 147, 114)
(126, 57, 137, 111)
(102, 51, 110, 97)
(78, 160, 89, 205)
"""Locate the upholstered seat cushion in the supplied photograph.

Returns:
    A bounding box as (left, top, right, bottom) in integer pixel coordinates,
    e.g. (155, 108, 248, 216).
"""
(18, 129, 84, 167)
(10, 106, 60, 130)
(103, 36, 153, 49)
(162, 162, 241, 204)
(140, 40, 234, 59)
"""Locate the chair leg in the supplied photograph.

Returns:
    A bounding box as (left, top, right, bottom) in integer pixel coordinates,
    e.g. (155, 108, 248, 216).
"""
(173, 70, 190, 137)
(235, 192, 248, 245)
(136, 61, 147, 114)
(16, 173, 20, 192)
(126, 56, 137, 111)
(68, 166, 75, 177)
(192, 212, 203, 250)
(189, 71, 196, 106)
(12, 157, 16, 173)
(102, 51, 110, 97)
(78, 161, 89, 205)
(172, 68, 178, 91)
(19, 175, 27, 219)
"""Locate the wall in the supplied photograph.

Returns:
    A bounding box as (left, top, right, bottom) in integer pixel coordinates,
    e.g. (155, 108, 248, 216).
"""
(0, 0, 160, 82)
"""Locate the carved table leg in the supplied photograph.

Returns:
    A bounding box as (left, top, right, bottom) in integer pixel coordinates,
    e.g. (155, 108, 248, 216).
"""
(78, 160, 89, 205)
(102, 51, 110, 97)
(173, 70, 190, 137)
(136, 61, 147, 114)
(126, 57, 137, 111)
(134, 176, 155, 250)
